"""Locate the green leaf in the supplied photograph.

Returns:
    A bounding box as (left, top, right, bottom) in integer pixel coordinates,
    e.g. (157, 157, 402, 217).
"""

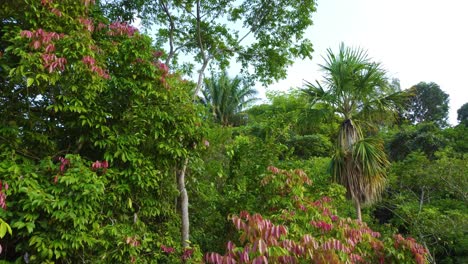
(0, 222, 7, 238)
(26, 222, 35, 234)
(127, 198, 133, 209)
(27, 77, 34, 87)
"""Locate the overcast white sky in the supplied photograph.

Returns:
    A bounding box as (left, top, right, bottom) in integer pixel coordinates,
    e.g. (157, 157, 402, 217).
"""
(264, 0, 468, 125)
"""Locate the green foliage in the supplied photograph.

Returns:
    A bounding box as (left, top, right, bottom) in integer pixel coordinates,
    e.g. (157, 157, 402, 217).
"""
(286, 134, 332, 159)
(202, 71, 257, 126)
(457, 102, 468, 125)
(387, 123, 447, 161)
(402, 82, 449, 127)
(442, 124, 468, 156)
(378, 150, 468, 263)
(1, 154, 105, 261)
(102, 0, 317, 85)
(276, 158, 347, 205)
(246, 91, 336, 159)
(0, 0, 203, 262)
(248, 91, 337, 136)
(0, 2, 464, 264)
(189, 125, 339, 254)
(0, 218, 12, 240)
(190, 125, 287, 252)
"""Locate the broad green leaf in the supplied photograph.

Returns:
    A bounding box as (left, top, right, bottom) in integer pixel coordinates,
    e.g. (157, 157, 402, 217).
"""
(26, 77, 34, 87)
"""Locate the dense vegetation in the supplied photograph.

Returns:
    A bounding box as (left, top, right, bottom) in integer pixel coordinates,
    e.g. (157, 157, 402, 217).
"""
(0, 1, 466, 263)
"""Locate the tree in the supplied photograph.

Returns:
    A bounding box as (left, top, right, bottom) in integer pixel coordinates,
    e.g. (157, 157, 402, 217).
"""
(387, 122, 447, 161)
(202, 71, 257, 126)
(0, 0, 203, 262)
(457, 102, 468, 125)
(101, 0, 317, 93)
(402, 82, 449, 127)
(303, 43, 403, 221)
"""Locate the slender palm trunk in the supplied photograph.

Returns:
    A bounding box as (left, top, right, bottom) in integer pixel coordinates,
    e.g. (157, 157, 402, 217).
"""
(355, 199, 362, 221)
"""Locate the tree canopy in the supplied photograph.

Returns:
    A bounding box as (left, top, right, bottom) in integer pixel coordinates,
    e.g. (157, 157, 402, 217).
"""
(457, 102, 468, 125)
(101, 0, 317, 88)
(402, 82, 449, 127)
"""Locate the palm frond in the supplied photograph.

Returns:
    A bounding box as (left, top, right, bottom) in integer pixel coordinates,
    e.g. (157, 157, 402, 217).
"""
(201, 70, 257, 125)
(352, 137, 389, 204)
(358, 90, 410, 125)
(302, 80, 327, 103)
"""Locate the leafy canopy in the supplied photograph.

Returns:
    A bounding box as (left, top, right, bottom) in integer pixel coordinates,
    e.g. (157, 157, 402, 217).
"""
(457, 102, 468, 125)
(101, 0, 317, 86)
(402, 82, 449, 127)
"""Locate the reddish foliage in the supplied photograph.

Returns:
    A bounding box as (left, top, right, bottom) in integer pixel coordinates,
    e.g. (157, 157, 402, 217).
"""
(153, 51, 164, 58)
(205, 167, 429, 264)
(41, 0, 63, 17)
(0, 181, 8, 210)
(20, 29, 67, 73)
(310, 220, 333, 232)
(41, 53, 67, 72)
(53, 157, 70, 184)
(161, 245, 175, 254)
(82, 55, 109, 79)
(78, 18, 94, 32)
(108, 22, 138, 37)
(21, 29, 62, 45)
(182, 248, 194, 261)
(394, 234, 428, 264)
(91, 160, 109, 174)
(58, 157, 70, 173)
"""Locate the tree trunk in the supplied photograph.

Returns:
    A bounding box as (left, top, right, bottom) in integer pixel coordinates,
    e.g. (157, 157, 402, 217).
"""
(419, 188, 425, 214)
(178, 158, 190, 247)
(193, 59, 209, 101)
(355, 199, 362, 221)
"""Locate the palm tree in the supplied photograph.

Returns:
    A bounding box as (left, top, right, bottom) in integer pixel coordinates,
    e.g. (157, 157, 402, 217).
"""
(303, 43, 403, 221)
(202, 71, 258, 126)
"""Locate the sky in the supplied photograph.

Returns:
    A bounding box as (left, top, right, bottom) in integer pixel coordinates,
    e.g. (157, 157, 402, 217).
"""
(263, 0, 468, 125)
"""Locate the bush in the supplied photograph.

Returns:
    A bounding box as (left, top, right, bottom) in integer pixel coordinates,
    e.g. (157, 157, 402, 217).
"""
(205, 167, 429, 263)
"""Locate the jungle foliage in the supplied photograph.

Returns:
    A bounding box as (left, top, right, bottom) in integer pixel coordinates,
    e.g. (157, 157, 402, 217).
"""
(0, 1, 466, 264)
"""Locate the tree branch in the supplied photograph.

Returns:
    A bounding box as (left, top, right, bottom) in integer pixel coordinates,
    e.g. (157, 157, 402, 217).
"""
(159, 0, 176, 65)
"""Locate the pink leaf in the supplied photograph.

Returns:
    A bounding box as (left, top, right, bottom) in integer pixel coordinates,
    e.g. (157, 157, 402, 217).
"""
(239, 250, 249, 263)
(227, 241, 235, 252)
(252, 256, 268, 264)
